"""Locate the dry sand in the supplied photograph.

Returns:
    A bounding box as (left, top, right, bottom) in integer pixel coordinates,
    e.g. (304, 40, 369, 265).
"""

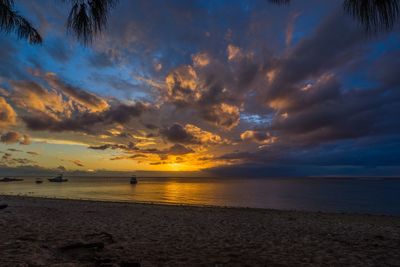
(0, 195, 399, 267)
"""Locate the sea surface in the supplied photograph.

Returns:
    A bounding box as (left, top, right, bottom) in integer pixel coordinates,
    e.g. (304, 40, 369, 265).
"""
(1, 176, 400, 215)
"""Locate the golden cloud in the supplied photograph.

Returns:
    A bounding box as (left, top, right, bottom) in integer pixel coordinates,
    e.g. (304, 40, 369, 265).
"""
(192, 52, 210, 67)
(240, 130, 277, 145)
(227, 44, 241, 61)
(10, 80, 70, 120)
(0, 96, 17, 127)
(44, 72, 109, 112)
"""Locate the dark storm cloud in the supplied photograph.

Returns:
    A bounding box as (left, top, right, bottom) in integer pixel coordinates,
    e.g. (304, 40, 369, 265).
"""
(166, 143, 194, 155)
(268, 77, 400, 145)
(252, 11, 400, 147)
(267, 11, 365, 101)
(22, 102, 148, 133)
(163, 54, 261, 129)
(160, 123, 196, 144)
(88, 139, 194, 158)
(373, 50, 400, 89)
(144, 123, 158, 130)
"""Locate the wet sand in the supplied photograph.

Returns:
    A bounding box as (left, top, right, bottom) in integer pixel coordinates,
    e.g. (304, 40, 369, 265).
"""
(0, 195, 399, 266)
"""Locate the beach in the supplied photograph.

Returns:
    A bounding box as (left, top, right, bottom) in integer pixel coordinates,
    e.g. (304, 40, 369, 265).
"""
(0, 196, 399, 266)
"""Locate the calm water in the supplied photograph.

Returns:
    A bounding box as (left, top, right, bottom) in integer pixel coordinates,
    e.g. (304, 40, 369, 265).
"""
(1, 176, 400, 215)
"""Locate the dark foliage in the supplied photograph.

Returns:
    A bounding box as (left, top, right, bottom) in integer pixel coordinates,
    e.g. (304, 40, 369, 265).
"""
(65, 0, 118, 45)
(269, 0, 400, 32)
(0, 0, 42, 44)
(343, 0, 400, 32)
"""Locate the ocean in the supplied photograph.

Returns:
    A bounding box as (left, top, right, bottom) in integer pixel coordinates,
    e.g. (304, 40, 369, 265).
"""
(1, 176, 399, 215)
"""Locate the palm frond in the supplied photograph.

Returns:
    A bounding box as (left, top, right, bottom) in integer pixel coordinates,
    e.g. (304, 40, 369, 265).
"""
(343, 0, 400, 32)
(65, 0, 118, 45)
(0, 0, 42, 44)
(268, 0, 291, 5)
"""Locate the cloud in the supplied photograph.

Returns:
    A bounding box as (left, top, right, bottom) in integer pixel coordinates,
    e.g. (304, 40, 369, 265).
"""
(88, 139, 194, 159)
(240, 130, 277, 145)
(160, 123, 196, 144)
(0, 152, 36, 167)
(0, 132, 20, 144)
(22, 102, 148, 133)
(266, 11, 364, 102)
(192, 52, 210, 67)
(10, 80, 70, 119)
(201, 103, 240, 130)
(0, 132, 30, 145)
(57, 165, 66, 171)
(166, 144, 194, 155)
(227, 44, 241, 61)
(0, 97, 17, 127)
(71, 160, 84, 167)
(160, 123, 227, 145)
(88, 144, 114, 150)
(7, 148, 22, 152)
(160, 43, 265, 130)
(110, 154, 147, 160)
(44, 72, 109, 112)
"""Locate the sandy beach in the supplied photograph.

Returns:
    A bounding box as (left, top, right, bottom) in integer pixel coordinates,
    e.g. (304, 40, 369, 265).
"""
(0, 196, 399, 266)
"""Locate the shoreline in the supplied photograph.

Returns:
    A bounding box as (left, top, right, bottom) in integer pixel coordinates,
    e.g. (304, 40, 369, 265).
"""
(1, 195, 400, 266)
(2, 194, 398, 218)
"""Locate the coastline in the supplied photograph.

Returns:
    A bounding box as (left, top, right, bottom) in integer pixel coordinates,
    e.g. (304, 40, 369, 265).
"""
(1, 193, 399, 218)
(1, 195, 400, 266)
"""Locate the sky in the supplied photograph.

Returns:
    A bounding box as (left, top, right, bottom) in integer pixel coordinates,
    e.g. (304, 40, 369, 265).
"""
(1, 0, 400, 176)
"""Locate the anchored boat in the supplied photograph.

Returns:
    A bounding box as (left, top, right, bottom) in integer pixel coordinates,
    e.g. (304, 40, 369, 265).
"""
(130, 175, 138, 184)
(48, 174, 68, 183)
(0, 177, 23, 182)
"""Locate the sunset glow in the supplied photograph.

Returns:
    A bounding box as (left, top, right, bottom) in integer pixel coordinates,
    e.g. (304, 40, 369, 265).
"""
(1, 0, 400, 177)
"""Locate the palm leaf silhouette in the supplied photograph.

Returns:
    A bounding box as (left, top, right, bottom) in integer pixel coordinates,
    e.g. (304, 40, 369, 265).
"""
(0, 0, 42, 44)
(65, 0, 118, 45)
(343, 0, 399, 32)
(269, 0, 400, 32)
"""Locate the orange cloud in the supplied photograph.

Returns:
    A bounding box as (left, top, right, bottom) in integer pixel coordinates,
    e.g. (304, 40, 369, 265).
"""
(240, 130, 277, 145)
(192, 52, 210, 67)
(202, 103, 240, 130)
(165, 65, 201, 104)
(10, 80, 70, 120)
(227, 44, 241, 61)
(0, 97, 17, 127)
(0, 131, 30, 145)
(184, 124, 228, 145)
(44, 72, 109, 112)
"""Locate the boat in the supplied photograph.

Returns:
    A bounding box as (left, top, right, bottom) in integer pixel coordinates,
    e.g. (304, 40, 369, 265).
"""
(130, 175, 138, 184)
(0, 177, 23, 182)
(35, 178, 43, 184)
(48, 174, 68, 183)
